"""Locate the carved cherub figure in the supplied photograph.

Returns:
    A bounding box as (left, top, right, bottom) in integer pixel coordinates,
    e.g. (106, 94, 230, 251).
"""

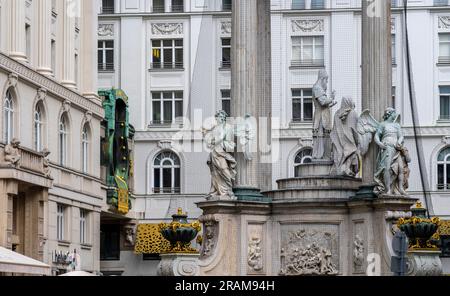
(4, 138, 21, 167)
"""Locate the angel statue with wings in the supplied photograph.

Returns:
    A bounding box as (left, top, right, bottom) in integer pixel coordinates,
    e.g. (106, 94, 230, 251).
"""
(202, 110, 237, 200)
(358, 108, 411, 196)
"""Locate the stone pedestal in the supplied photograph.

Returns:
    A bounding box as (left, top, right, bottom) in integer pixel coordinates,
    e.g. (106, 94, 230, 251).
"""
(157, 254, 200, 276)
(406, 250, 443, 276)
(196, 165, 416, 276)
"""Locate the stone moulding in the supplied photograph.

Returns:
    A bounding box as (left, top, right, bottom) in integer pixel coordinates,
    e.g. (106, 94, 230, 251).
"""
(0, 53, 104, 117)
(438, 16, 450, 30)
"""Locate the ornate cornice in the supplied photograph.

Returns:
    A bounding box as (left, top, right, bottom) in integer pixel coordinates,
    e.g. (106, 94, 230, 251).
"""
(151, 23, 183, 35)
(0, 53, 104, 117)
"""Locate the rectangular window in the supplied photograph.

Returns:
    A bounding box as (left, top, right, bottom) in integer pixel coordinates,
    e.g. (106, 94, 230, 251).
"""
(171, 0, 184, 12)
(221, 90, 231, 116)
(98, 40, 114, 71)
(222, 0, 232, 11)
(392, 34, 396, 65)
(25, 24, 31, 61)
(311, 0, 325, 9)
(57, 204, 65, 241)
(51, 40, 56, 75)
(291, 36, 324, 67)
(440, 86, 450, 121)
(151, 39, 183, 69)
(100, 224, 120, 261)
(80, 209, 88, 244)
(439, 33, 450, 64)
(101, 0, 115, 14)
(292, 0, 306, 9)
(221, 38, 231, 69)
(292, 89, 313, 123)
(153, 0, 165, 12)
(151, 91, 183, 125)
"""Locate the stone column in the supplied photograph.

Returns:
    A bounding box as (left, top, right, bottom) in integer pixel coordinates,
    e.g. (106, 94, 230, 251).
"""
(231, 0, 272, 198)
(80, 0, 100, 101)
(9, 0, 27, 62)
(61, 0, 76, 89)
(36, 0, 53, 76)
(361, 0, 392, 187)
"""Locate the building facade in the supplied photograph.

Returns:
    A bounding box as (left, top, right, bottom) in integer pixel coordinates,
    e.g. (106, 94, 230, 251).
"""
(98, 0, 450, 275)
(0, 0, 103, 275)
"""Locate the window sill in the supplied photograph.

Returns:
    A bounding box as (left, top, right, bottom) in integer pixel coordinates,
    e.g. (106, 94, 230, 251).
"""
(98, 70, 115, 73)
(58, 240, 70, 247)
(148, 68, 185, 72)
(289, 65, 325, 70)
(219, 67, 231, 71)
(290, 121, 313, 127)
(437, 63, 450, 67)
(81, 244, 93, 250)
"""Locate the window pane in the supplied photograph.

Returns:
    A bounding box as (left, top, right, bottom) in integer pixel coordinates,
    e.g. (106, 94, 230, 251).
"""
(105, 41, 114, 48)
(222, 100, 231, 117)
(174, 168, 181, 189)
(163, 92, 172, 99)
(304, 98, 313, 121)
(163, 101, 173, 122)
(154, 168, 160, 188)
(106, 50, 114, 64)
(162, 168, 172, 189)
(292, 89, 302, 97)
(293, 100, 302, 121)
(292, 0, 305, 9)
(440, 43, 450, 58)
(175, 101, 183, 118)
(175, 91, 183, 99)
(152, 101, 161, 122)
(175, 48, 183, 67)
(175, 39, 183, 47)
(438, 164, 444, 189)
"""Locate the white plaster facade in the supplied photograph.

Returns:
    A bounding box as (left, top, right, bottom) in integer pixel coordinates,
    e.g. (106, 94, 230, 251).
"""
(0, 0, 103, 275)
(98, 0, 450, 274)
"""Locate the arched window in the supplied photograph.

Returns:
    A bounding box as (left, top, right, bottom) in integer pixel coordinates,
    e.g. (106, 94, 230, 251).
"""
(81, 124, 90, 173)
(59, 115, 69, 166)
(294, 148, 313, 177)
(4, 90, 14, 144)
(34, 105, 44, 152)
(438, 147, 450, 190)
(153, 151, 181, 194)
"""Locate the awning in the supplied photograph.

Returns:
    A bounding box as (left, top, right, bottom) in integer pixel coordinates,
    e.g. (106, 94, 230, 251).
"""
(0, 247, 51, 275)
(134, 224, 171, 254)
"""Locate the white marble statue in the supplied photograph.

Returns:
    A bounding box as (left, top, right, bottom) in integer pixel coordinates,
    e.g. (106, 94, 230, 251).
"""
(312, 70, 337, 160)
(203, 111, 237, 200)
(330, 97, 360, 177)
(357, 108, 411, 196)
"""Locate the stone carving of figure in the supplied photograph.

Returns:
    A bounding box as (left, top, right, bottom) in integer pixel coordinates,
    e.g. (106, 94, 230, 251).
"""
(42, 148, 52, 178)
(248, 236, 263, 272)
(312, 70, 337, 160)
(124, 226, 135, 246)
(4, 138, 21, 167)
(203, 111, 237, 200)
(353, 235, 364, 269)
(330, 97, 360, 177)
(358, 108, 411, 196)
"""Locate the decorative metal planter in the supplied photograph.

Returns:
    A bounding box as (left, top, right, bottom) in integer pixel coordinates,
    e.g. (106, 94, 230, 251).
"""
(397, 202, 440, 250)
(158, 208, 201, 254)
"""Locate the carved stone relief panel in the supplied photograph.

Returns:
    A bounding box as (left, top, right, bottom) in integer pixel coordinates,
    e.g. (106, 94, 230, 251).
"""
(352, 222, 365, 274)
(199, 215, 219, 259)
(279, 224, 339, 276)
(247, 224, 264, 275)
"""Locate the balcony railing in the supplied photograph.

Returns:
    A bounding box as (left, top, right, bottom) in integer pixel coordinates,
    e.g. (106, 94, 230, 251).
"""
(222, 3, 232, 11)
(291, 59, 324, 68)
(153, 5, 165, 13)
(437, 184, 450, 190)
(438, 57, 450, 64)
(171, 5, 184, 12)
(153, 187, 181, 194)
(101, 6, 115, 14)
(20, 148, 45, 174)
(150, 62, 184, 70)
(220, 60, 231, 69)
(98, 63, 115, 72)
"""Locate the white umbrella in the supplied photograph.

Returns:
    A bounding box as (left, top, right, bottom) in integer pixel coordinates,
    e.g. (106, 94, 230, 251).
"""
(59, 270, 98, 276)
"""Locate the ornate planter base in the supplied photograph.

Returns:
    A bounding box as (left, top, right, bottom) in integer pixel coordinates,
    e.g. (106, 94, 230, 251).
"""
(406, 250, 443, 276)
(157, 254, 200, 276)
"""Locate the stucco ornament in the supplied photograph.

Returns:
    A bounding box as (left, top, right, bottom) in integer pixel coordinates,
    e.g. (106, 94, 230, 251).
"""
(124, 225, 135, 246)
(202, 111, 237, 201)
(312, 70, 337, 160)
(330, 97, 360, 177)
(4, 138, 21, 168)
(358, 108, 411, 196)
(247, 235, 263, 272)
(198, 215, 219, 259)
(353, 235, 364, 270)
(42, 148, 52, 178)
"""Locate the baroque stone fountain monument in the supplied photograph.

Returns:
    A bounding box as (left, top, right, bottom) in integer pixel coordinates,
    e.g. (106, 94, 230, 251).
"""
(194, 0, 441, 276)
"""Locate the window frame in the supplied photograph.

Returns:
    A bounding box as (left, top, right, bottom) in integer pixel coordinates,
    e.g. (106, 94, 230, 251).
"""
(221, 38, 231, 69)
(439, 86, 450, 121)
(81, 124, 90, 173)
(291, 35, 325, 67)
(439, 33, 450, 64)
(151, 39, 184, 70)
(59, 115, 69, 167)
(79, 209, 88, 245)
(294, 148, 313, 177)
(437, 147, 450, 191)
(98, 40, 115, 72)
(152, 151, 181, 194)
(57, 204, 66, 241)
(292, 89, 314, 123)
(150, 91, 183, 126)
(221, 89, 231, 117)
(4, 90, 14, 144)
